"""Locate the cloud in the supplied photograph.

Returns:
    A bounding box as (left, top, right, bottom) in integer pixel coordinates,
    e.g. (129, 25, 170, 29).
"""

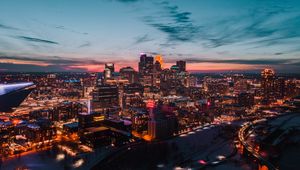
(134, 34, 153, 44)
(115, 0, 139, 3)
(197, 5, 300, 48)
(184, 58, 300, 66)
(0, 23, 19, 30)
(55, 25, 88, 35)
(0, 62, 85, 72)
(31, 19, 88, 35)
(143, 51, 159, 56)
(139, 0, 300, 52)
(142, 1, 199, 43)
(16, 36, 59, 45)
(78, 42, 91, 48)
(274, 52, 284, 55)
(0, 55, 111, 72)
(0, 55, 106, 66)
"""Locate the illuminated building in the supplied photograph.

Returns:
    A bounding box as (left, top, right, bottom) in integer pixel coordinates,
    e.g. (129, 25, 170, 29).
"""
(274, 77, 285, 99)
(63, 122, 79, 134)
(138, 53, 154, 86)
(147, 101, 178, 140)
(138, 53, 153, 76)
(104, 68, 112, 79)
(104, 63, 115, 79)
(91, 84, 119, 112)
(0, 82, 35, 112)
(153, 61, 162, 87)
(78, 112, 104, 130)
(188, 76, 197, 87)
(123, 83, 144, 109)
(154, 61, 162, 72)
(105, 63, 115, 73)
(176, 60, 186, 72)
(234, 79, 249, 93)
(24, 119, 56, 143)
(120, 66, 138, 84)
(261, 68, 275, 104)
(206, 81, 229, 95)
(286, 79, 297, 98)
(155, 55, 163, 68)
(81, 126, 111, 148)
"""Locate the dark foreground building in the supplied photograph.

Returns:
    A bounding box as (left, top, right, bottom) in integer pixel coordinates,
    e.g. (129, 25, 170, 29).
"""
(0, 82, 35, 111)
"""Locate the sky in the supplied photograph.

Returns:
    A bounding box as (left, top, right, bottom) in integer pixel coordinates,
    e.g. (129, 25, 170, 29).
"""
(0, 0, 300, 72)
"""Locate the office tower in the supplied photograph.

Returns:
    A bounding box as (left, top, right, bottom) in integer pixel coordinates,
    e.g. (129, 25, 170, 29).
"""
(155, 55, 163, 68)
(105, 63, 115, 72)
(123, 83, 144, 109)
(261, 68, 275, 103)
(138, 53, 147, 74)
(176, 60, 186, 72)
(119, 66, 138, 84)
(275, 77, 285, 99)
(104, 63, 114, 79)
(91, 84, 119, 112)
(153, 61, 162, 88)
(138, 53, 154, 87)
(286, 79, 297, 98)
(147, 102, 177, 140)
(138, 53, 154, 76)
(154, 60, 162, 72)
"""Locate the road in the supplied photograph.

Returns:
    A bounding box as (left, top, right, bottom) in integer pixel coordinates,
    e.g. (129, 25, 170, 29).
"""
(238, 120, 278, 170)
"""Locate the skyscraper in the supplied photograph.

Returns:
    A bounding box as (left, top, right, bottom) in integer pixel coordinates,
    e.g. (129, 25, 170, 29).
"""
(155, 55, 163, 68)
(275, 77, 285, 99)
(120, 66, 138, 84)
(104, 63, 115, 79)
(91, 84, 119, 112)
(138, 53, 154, 87)
(176, 60, 186, 72)
(138, 53, 153, 76)
(261, 68, 275, 104)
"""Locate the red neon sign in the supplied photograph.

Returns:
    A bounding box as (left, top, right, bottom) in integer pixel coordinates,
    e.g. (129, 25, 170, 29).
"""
(146, 100, 155, 108)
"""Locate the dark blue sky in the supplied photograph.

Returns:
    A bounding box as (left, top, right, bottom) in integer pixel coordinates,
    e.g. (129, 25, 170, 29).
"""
(0, 0, 300, 72)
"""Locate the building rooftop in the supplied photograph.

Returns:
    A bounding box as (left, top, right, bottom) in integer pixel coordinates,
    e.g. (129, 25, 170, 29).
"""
(86, 126, 109, 133)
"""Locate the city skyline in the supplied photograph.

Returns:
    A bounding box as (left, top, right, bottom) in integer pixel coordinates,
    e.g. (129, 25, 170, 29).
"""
(1, 0, 300, 72)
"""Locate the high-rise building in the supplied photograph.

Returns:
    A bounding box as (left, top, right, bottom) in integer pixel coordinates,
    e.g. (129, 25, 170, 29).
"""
(104, 63, 115, 79)
(147, 102, 178, 140)
(122, 83, 144, 109)
(261, 68, 275, 104)
(91, 84, 119, 112)
(138, 53, 154, 76)
(153, 61, 162, 87)
(105, 63, 114, 72)
(154, 61, 162, 72)
(138, 53, 154, 87)
(275, 77, 285, 99)
(286, 79, 297, 98)
(176, 60, 186, 72)
(120, 66, 138, 84)
(155, 55, 163, 68)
